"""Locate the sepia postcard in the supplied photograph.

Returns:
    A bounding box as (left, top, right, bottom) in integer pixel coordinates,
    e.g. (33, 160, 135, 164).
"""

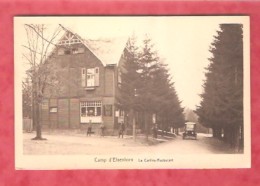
(14, 16, 250, 170)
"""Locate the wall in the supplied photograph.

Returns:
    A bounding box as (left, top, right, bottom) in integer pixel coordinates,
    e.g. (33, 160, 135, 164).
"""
(40, 43, 117, 133)
(44, 43, 105, 98)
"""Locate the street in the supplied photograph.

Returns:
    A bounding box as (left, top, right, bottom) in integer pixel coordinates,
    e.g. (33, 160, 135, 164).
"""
(23, 131, 235, 155)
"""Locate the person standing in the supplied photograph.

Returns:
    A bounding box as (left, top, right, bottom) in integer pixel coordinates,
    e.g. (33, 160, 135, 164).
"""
(100, 122, 105, 137)
(118, 122, 125, 138)
(87, 120, 92, 136)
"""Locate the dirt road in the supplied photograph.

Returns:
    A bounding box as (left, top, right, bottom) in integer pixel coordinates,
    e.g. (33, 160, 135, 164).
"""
(23, 132, 235, 155)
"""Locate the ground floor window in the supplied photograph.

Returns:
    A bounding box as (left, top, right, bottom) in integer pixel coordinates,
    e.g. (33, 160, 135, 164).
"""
(80, 101, 102, 123)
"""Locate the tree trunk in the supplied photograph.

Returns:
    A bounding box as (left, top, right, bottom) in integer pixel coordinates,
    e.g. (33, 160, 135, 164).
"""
(144, 112, 149, 141)
(227, 126, 232, 146)
(175, 128, 179, 135)
(130, 109, 136, 141)
(133, 115, 136, 141)
(32, 102, 46, 140)
(217, 127, 222, 139)
(212, 126, 217, 138)
(32, 93, 36, 131)
(212, 126, 222, 139)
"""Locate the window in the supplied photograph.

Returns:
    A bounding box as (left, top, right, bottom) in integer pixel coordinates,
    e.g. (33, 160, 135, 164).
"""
(87, 68, 95, 87)
(82, 67, 100, 88)
(64, 49, 71, 55)
(72, 48, 78, 54)
(81, 107, 86, 117)
(72, 47, 84, 54)
(80, 101, 102, 117)
(50, 107, 58, 113)
(80, 101, 102, 123)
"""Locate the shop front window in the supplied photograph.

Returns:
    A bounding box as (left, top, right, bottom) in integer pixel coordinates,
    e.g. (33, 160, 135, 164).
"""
(80, 101, 102, 123)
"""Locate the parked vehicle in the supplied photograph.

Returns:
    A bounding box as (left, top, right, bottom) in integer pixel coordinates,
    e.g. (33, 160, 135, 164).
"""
(183, 122, 197, 140)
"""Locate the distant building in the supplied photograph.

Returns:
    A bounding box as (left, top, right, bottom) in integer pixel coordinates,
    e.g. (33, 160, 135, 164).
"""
(40, 27, 127, 134)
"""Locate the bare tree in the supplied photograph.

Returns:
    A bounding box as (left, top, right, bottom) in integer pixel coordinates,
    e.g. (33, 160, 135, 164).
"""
(23, 24, 62, 140)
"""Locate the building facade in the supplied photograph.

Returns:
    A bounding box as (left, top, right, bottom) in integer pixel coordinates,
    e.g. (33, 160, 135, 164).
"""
(40, 28, 127, 134)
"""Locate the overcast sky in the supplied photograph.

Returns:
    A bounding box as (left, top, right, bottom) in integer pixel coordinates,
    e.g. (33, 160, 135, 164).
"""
(15, 16, 248, 110)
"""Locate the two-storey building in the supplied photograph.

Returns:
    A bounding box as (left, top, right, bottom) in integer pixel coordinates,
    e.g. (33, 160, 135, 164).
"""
(40, 27, 127, 134)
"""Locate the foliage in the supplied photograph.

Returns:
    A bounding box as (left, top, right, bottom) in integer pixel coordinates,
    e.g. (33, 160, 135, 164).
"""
(117, 35, 185, 137)
(196, 24, 243, 150)
(23, 24, 62, 140)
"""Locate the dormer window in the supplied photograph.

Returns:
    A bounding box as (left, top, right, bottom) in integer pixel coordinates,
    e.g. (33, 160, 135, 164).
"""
(64, 49, 71, 55)
(72, 48, 78, 54)
(58, 47, 85, 55)
(72, 47, 84, 54)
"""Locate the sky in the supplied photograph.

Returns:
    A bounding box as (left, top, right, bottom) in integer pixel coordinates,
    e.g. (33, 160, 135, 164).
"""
(14, 16, 248, 110)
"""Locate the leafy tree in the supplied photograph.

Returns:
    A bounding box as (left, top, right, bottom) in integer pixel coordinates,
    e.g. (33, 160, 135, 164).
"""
(23, 24, 62, 140)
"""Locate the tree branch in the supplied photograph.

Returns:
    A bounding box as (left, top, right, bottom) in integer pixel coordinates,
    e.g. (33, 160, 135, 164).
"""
(25, 24, 57, 46)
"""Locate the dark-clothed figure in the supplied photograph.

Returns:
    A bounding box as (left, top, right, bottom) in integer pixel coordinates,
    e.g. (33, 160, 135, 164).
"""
(118, 122, 125, 138)
(100, 123, 105, 137)
(87, 120, 92, 136)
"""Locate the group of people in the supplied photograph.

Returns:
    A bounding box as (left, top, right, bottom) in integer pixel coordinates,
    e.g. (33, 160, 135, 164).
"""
(86, 121, 126, 138)
(86, 121, 161, 139)
(86, 120, 105, 137)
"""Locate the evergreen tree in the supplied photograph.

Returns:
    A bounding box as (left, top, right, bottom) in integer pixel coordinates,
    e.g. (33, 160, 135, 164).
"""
(116, 35, 141, 140)
(118, 34, 185, 140)
(137, 36, 161, 139)
(196, 24, 243, 151)
(152, 63, 185, 132)
(117, 36, 140, 112)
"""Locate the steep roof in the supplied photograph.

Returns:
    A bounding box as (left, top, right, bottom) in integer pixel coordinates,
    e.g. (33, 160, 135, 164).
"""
(83, 37, 127, 66)
(57, 25, 128, 66)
